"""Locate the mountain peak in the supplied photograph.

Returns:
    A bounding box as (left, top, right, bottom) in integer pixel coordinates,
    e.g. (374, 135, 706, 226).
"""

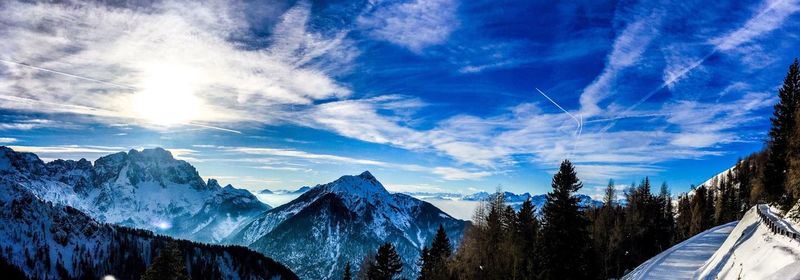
(128, 147, 174, 162)
(318, 171, 390, 204)
(358, 170, 375, 180)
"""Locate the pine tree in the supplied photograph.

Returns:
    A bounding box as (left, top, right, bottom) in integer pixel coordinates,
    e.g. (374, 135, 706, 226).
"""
(430, 225, 452, 262)
(140, 242, 190, 280)
(369, 243, 403, 280)
(419, 225, 452, 280)
(514, 199, 540, 279)
(357, 253, 375, 280)
(765, 58, 800, 208)
(592, 179, 618, 279)
(540, 159, 594, 279)
(343, 261, 352, 280)
(603, 179, 616, 206)
(785, 58, 800, 206)
(658, 183, 675, 251)
(418, 247, 431, 280)
(735, 158, 753, 217)
(690, 186, 711, 235)
(675, 193, 692, 241)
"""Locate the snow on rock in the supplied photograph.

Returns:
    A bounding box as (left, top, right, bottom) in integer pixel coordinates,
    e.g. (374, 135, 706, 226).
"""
(695, 205, 800, 280)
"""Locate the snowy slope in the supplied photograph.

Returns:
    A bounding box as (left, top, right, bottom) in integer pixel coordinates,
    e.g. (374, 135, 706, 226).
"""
(695, 205, 800, 280)
(0, 146, 270, 243)
(622, 222, 738, 280)
(228, 171, 468, 280)
(0, 171, 297, 280)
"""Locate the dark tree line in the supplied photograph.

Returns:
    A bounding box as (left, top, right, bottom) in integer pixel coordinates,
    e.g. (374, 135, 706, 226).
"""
(343, 58, 800, 280)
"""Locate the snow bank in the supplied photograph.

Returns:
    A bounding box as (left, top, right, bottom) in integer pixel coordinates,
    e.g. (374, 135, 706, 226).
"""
(622, 222, 737, 280)
(695, 206, 800, 280)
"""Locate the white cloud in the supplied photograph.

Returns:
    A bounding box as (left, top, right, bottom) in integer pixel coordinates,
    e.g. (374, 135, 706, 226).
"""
(229, 147, 390, 166)
(358, 0, 458, 53)
(0, 1, 354, 128)
(384, 183, 445, 193)
(710, 0, 800, 51)
(578, 15, 662, 117)
(432, 167, 492, 181)
(224, 145, 490, 181)
(291, 88, 771, 184)
(0, 137, 17, 144)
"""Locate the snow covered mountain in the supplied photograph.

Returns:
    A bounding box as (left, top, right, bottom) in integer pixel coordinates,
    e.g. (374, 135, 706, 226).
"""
(0, 146, 270, 243)
(0, 161, 297, 280)
(259, 186, 311, 195)
(227, 171, 469, 280)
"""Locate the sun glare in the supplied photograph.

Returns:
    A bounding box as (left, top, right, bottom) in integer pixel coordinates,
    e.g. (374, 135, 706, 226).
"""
(133, 63, 202, 126)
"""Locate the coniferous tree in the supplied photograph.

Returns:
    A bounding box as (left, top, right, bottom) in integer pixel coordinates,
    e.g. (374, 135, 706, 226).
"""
(765, 58, 800, 208)
(690, 186, 712, 235)
(658, 183, 675, 251)
(514, 199, 540, 279)
(675, 193, 693, 242)
(343, 262, 352, 280)
(368, 243, 403, 280)
(419, 225, 452, 280)
(785, 58, 800, 207)
(357, 253, 375, 280)
(735, 158, 753, 217)
(621, 178, 660, 269)
(540, 159, 594, 279)
(140, 242, 190, 280)
(591, 179, 622, 279)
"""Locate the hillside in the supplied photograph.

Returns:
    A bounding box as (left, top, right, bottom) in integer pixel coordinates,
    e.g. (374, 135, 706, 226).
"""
(625, 204, 800, 279)
(695, 205, 800, 279)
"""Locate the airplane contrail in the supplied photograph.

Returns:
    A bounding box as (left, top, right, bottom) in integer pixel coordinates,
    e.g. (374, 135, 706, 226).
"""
(536, 88, 582, 136)
(0, 58, 137, 90)
(597, 0, 791, 133)
(535, 88, 583, 158)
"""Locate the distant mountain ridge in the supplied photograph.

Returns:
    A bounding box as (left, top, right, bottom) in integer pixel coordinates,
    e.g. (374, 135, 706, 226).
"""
(258, 186, 311, 195)
(228, 171, 469, 280)
(0, 146, 270, 243)
(405, 190, 604, 215)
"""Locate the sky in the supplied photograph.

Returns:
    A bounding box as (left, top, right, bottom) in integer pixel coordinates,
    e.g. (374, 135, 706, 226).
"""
(0, 0, 798, 198)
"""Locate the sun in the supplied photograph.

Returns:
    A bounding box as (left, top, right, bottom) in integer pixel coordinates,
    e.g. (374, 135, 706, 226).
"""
(132, 63, 202, 126)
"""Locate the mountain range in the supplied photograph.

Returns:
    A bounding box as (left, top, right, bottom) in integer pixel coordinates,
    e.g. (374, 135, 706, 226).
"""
(0, 147, 296, 279)
(404, 190, 604, 216)
(0, 147, 469, 279)
(0, 147, 270, 244)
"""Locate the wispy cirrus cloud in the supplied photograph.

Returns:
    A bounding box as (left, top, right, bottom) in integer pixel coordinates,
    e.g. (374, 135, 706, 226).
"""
(213, 145, 493, 181)
(710, 0, 800, 51)
(358, 0, 459, 53)
(578, 12, 663, 117)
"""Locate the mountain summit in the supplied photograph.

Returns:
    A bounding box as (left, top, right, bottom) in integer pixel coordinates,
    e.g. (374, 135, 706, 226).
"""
(228, 171, 468, 279)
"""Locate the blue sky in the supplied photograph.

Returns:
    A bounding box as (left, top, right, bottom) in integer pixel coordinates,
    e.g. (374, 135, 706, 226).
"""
(0, 0, 798, 198)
